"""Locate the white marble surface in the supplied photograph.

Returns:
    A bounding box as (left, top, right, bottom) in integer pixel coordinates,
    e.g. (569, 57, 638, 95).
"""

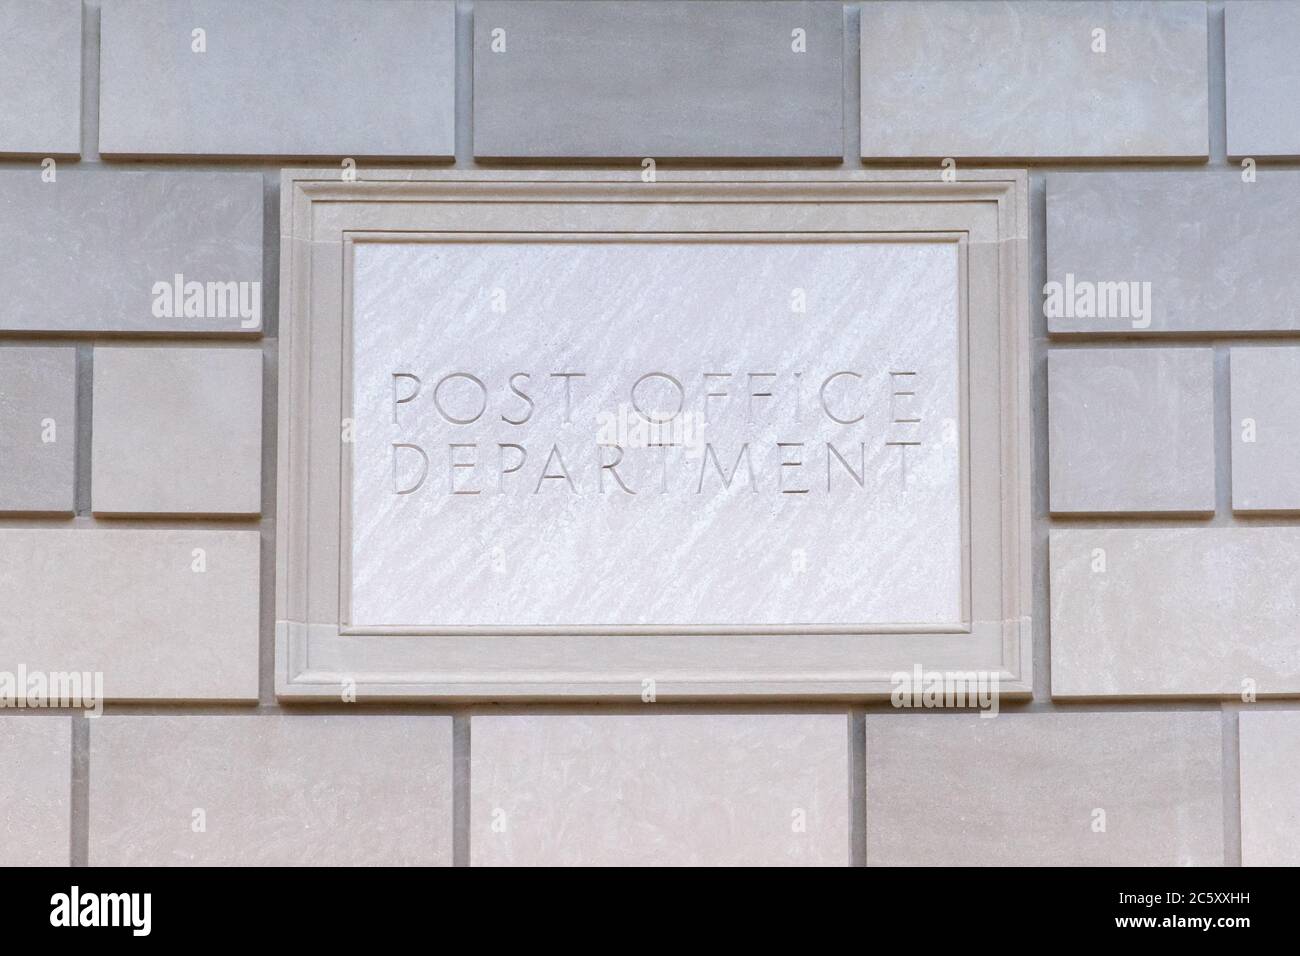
(350, 241, 961, 628)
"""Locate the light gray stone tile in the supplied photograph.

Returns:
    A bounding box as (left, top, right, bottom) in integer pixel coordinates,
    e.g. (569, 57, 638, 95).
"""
(92, 347, 262, 516)
(860, 1, 1208, 160)
(0, 529, 259, 701)
(1239, 710, 1300, 866)
(1226, 1, 1300, 158)
(0, 347, 76, 514)
(0, 171, 262, 334)
(865, 712, 1223, 866)
(1048, 348, 1215, 514)
(471, 714, 849, 866)
(1047, 171, 1300, 334)
(473, 1, 842, 159)
(0, 0, 81, 156)
(0, 718, 71, 866)
(1230, 347, 1300, 513)
(90, 716, 453, 866)
(1051, 528, 1300, 697)
(99, 0, 455, 158)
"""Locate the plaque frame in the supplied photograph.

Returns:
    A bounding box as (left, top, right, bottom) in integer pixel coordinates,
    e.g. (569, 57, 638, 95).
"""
(276, 169, 1031, 700)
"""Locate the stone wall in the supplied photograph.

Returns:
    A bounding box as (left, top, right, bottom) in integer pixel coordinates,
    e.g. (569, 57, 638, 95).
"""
(1, 0, 1297, 866)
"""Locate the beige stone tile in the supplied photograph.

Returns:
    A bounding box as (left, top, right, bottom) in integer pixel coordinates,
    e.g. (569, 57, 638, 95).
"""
(474, 1, 842, 159)
(1051, 528, 1300, 697)
(1239, 710, 1300, 866)
(90, 716, 453, 865)
(471, 714, 849, 866)
(0, 171, 262, 334)
(861, 1, 1208, 160)
(0, 347, 76, 514)
(1230, 348, 1300, 513)
(99, 0, 454, 158)
(1047, 172, 1300, 334)
(0, 528, 259, 701)
(92, 347, 262, 516)
(0, 0, 81, 156)
(1049, 348, 1215, 514)
(1226, 1, 1300, 158)
(866, 712, 1223, 865)
(0, 717, 70, 866)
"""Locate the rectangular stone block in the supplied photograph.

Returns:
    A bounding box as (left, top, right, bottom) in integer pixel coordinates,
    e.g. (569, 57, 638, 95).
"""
(471, 714, 849, 866)
(0, 718, 70, 866)
(865, 713, 1223, 865)
(92, 347, 262, 516)
(473, 1, 842, 159)
(1047, 172, 1300, 334)
(0, 171, 262, 334)
(1051, 529, 1300, 697)
(1226, 1, 1300, 158)
(1239, 710, 1300, 866)
(1049, 348, 1215, 514)
(0, 0, 81, 155)
(861, 1, 1208, 160)
(99, 0, 454, 158)
(0, 529, 259, 701)
(1230, 348, 1300, 513)
(90, 716, 453, 865)
(0, 347, 76, 514)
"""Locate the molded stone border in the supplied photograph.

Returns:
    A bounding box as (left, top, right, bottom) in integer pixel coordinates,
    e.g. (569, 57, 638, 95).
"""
(276, 169, 1031, 700)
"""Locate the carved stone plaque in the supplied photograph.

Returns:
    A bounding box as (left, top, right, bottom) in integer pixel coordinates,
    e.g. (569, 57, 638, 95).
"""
(350, 241, 960, 628)
(277, 171, 1030, 699)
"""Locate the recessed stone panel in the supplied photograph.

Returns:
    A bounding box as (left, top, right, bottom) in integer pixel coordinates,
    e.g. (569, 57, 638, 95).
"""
(277, 171, 1032, 700)
(0, 347, 76, 514)
(1226, 1, 1300, 159)
(1051, 528, 1300, 697)
(1239, 710, 1300, 867)
(1230, 348, 1300, 513)
(0, 529, 259, 701)
(90, 716, 453, 866)
(471, 714, 849, 866)
(352, 241, 961, 628)
(0, 171, 262, 334)
(0, 0, 82, 156)
(1047, 172, 1300, 334)
(92, 347, 263, 516)
(1048, 348, 1215, 514)
(865, 712, 1223, 865)
(0, 718, 71, 866)
(861, 1, 1208, 160)
(473, 0, 843, 159)
(99, 0, 455, 158)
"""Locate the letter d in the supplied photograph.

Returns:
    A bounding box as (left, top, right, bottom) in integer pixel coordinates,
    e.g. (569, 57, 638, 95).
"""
(392, 443, 429, 494)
